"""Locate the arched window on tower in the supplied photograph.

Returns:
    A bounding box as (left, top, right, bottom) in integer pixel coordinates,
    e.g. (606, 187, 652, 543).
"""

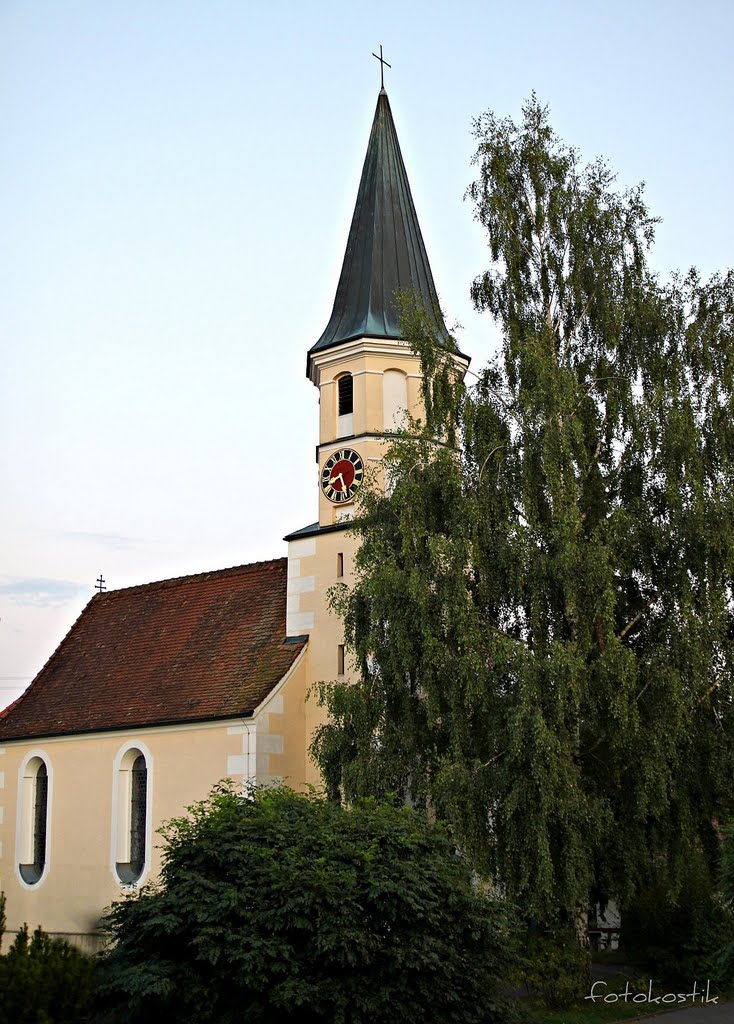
(337, 373, 353, 437)
(19, 756, 49, 885)
(115, 747, 149, 884)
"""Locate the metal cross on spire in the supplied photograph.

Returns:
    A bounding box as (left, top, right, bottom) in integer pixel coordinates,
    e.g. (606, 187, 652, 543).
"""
(372, 45, 391, 90)
(95, 575, 106, 593)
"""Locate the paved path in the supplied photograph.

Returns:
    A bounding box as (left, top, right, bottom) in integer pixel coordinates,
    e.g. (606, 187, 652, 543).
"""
(586, 970, 730, 1023)
(629, 1001, 731, 1023)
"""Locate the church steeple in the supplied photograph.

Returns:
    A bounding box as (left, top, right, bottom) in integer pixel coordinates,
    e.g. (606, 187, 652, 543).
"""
(308, 90, 449, 378)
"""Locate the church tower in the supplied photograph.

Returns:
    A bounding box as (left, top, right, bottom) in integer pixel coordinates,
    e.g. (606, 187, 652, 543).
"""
(284, 88, 468, 784)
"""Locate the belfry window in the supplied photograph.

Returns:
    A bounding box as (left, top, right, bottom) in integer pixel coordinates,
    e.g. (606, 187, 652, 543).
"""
(338, 374, 353, 415)
(115, 747, 148, 884)
(19, 756, 49, 885)
(336, 373, 354, 438)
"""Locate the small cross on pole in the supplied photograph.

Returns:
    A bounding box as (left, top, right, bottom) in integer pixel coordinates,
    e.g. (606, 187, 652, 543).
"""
(96, 575, 106, 593)
(372, 45, 391, 90)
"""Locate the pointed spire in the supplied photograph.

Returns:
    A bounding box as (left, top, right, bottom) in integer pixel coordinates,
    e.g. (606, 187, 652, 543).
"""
(308, 91, 449, 373)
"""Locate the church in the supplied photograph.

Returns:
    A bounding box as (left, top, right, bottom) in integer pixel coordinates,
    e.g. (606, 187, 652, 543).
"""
(0, 86, 469, 951)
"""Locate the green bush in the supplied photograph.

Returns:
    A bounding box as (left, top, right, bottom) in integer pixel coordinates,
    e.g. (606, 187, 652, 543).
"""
(621, 843, 734, 984)
(512, 927, 591, 1008)
(96, 783, 519, 1024)
(0, 923, 95, 1024)
(715, 821, 734, 986)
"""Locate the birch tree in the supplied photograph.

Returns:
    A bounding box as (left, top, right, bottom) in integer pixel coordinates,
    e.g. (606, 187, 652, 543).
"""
(312, 96, 734, 935)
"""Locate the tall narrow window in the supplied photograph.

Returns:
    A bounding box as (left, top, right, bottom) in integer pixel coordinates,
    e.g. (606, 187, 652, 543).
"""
(336, 373, 354, 437)
(130, 755, 147, 879)
(337, 644, 345, 675)
(33, 762, 48, 871)
(336, 552, 344, 577)
(338, 374, 353, 415)
(115, 747, 148, 884)
(19, 756, 49, 885)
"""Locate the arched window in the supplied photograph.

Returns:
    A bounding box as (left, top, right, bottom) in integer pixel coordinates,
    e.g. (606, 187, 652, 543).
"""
(19, 756, 49, 885)
(338, 373, 353, 415)
(115, 747, 149, 884)
(336, 373, 353, 437)
(383, 369, 407, 431)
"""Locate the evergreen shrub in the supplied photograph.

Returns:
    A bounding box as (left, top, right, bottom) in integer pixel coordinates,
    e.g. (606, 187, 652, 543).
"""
(0, 923, 95, 1024)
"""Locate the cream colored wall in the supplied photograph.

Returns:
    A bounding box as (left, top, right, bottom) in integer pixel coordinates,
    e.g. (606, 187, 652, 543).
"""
(251, 647, 310, 790)
(286, 531, 360, 788)
(0, 649, 309, 947)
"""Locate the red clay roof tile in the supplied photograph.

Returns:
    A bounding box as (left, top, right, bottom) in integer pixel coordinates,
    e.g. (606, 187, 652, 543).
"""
(0, 558, 306, 741)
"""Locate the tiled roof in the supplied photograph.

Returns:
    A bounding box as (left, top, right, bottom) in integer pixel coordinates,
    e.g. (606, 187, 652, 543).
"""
(0, 559, 306, 741)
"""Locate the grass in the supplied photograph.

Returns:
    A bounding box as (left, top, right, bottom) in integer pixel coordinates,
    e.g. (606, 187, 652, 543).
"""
(527, 983, 731, 1024)
(531, 1000, 675, 1024)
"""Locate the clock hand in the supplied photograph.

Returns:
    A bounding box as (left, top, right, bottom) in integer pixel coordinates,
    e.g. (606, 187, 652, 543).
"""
(330, 472, 346, 490)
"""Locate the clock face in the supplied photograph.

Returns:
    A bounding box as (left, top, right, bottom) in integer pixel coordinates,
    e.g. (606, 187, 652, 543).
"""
(321, 448, 364, 503)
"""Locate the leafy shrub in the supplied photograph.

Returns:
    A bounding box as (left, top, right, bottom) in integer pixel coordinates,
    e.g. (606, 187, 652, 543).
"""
(512, 927, 591, 1008)
(0, 923, 95, 1024)
(621, 843, 734, 984)
(96, 783, 519, 1024)
(715, 821, 734, 986)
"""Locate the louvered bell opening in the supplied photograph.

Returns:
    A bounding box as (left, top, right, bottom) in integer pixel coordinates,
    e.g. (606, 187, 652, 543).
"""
(338, 375, 353, 416)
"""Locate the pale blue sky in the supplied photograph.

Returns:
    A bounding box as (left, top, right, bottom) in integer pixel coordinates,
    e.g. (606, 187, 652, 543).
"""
(1, 0, 732, 707)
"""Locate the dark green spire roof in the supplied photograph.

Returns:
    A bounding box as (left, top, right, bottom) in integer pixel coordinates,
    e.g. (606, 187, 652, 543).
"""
(308, 89, 449, 372)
